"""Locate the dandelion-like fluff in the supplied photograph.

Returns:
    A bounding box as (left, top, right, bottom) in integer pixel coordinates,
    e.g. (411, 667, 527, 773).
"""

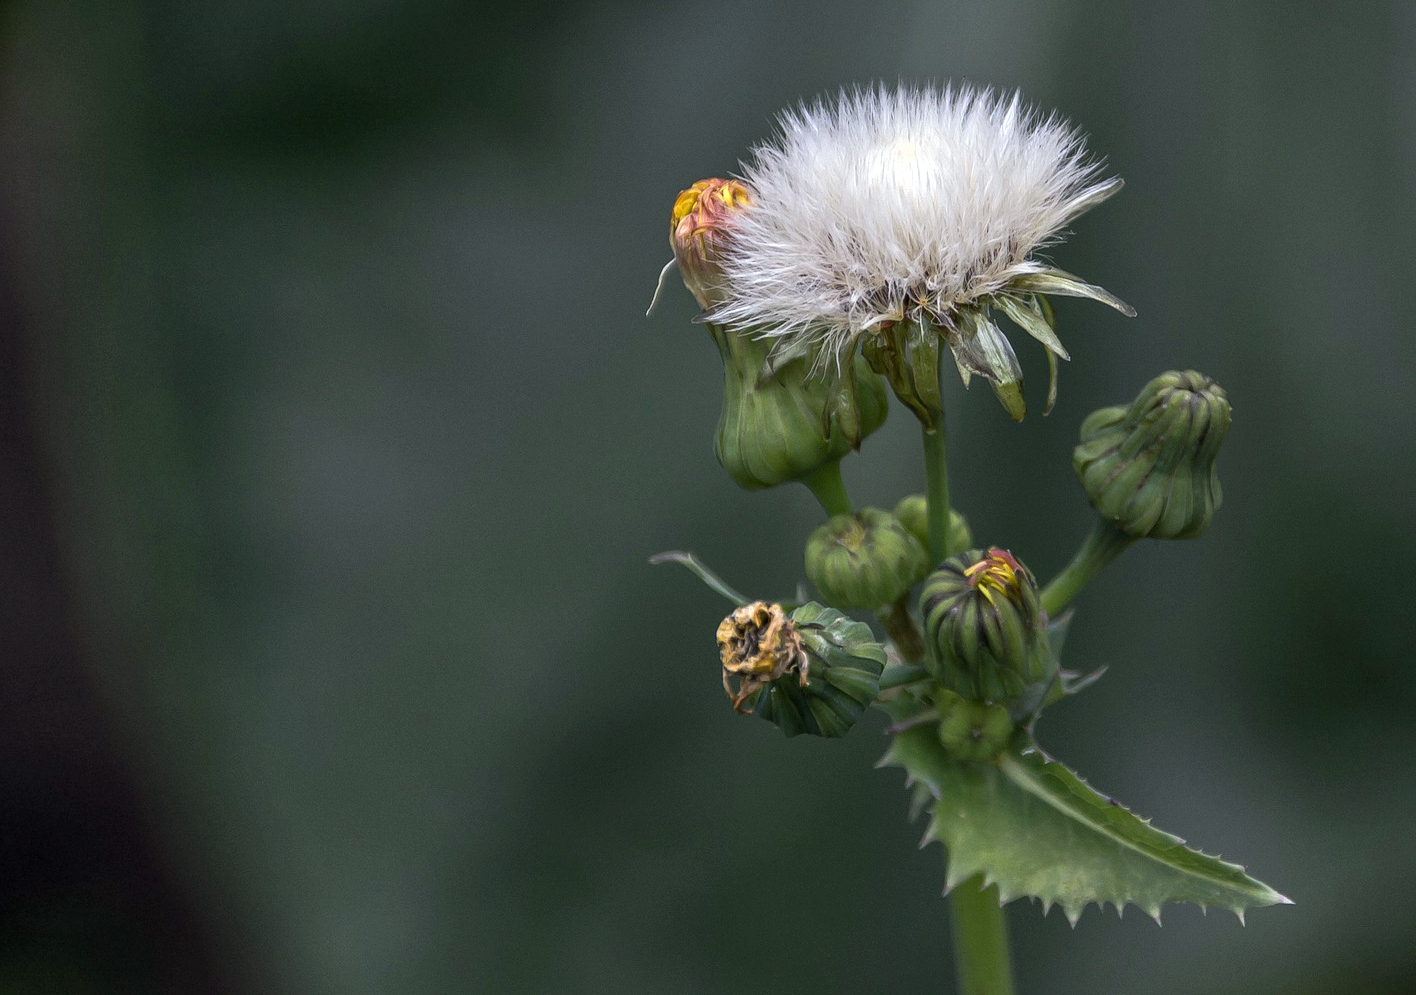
(709, 84, 1134, 421)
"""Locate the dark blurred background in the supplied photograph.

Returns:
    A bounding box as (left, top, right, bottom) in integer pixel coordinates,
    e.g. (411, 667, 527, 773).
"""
(0, 0, 1412, 992)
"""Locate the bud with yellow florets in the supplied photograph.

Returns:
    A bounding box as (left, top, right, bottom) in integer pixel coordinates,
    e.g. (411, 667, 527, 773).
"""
(921, 548, 1054, 706)
(805, 508, 928, 611)
(1073, 370, 1231, 540)
(670, 179, 753, 311)
(666, 179, 889, 491)
(717, 601, 886, 738)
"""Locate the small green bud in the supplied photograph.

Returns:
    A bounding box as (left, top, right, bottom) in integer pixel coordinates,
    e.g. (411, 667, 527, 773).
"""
(713, 330, 888, 490)
(717, 601, 886, 738)
(935, 688, 1014, 762)
(893, 495, 972, 558)
(666, 178, 889, 490)
(921, 548, 1053, 704)
(1073, 370, 1231, 539)
(805, 508, 928, 611)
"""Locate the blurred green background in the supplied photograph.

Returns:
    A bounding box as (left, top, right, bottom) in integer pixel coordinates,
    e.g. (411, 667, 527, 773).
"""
(1, 0, 1413, 992)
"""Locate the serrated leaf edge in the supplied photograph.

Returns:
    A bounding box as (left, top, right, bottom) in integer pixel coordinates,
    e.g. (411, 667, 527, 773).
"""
(879, 733, 1293, 925)
(994, 749, 1289, 923)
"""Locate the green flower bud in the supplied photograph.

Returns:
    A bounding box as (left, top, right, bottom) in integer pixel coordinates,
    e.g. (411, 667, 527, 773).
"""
(893, 494, 972, 559)
(921, 548, 1053, 704)
(713, 329, 888, 490)
(1073, 370, 1231, 539)
(935, 688, 1014, 762)
(666, 178, 889, 490)
(718, 601, 886, 738)
(805, 508, 928, 611)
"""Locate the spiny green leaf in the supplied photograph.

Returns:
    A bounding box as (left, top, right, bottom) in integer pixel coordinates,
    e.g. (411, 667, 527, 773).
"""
(879, 727, 1291, 925)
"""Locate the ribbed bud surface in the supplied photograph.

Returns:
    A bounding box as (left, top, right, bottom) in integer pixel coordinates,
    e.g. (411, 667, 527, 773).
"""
(713, 331, 888, 490)
(1073, 370, 1230, 539)
(718, 601, 886, 738)
(921, 548, 1052, 704)
(805, 508, 928, 611)
(670, 178, 890, 490)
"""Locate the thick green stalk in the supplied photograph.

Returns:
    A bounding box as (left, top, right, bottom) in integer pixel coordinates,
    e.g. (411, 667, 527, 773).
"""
(922, 423, 950, 563)
(802, 461, 853, 518)
(920, 418, 950, 675)
(918, 408, 1015, 994)
(950, 878, 1015, 995)
(1040, 518, 1137, 616)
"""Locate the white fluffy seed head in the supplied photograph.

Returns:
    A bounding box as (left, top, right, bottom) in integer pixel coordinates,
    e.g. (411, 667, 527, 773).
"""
(708, 84, 1121, 361)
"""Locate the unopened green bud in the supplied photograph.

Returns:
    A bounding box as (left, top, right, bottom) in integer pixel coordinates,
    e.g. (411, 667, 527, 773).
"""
(713, 331, 888, 490)
(718, 601, 886, 738)
(893, 495, 972, 559)
(1073, 370, 1230, 539)
(921, 548, 1053, 704)
(667, 178, 888, 489)
(806, 508, 928, 611)
(935, 688, 1014, 762)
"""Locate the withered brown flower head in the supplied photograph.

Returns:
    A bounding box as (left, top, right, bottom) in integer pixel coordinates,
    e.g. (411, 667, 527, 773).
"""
(716, 601, 807, 712)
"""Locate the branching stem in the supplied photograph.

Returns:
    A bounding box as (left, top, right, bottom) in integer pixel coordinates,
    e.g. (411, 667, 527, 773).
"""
(1040, 519, 1136, 616)
(918, 406, 1017, 993)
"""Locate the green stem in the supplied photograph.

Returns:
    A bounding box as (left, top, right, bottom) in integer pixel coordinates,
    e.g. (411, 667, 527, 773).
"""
(1039, 518, 1137, 617)
(950, 878, 1015, 995)
(802, 461, 853, 518)
(879, 596, 926, 665)
(922, 422, 950, 564)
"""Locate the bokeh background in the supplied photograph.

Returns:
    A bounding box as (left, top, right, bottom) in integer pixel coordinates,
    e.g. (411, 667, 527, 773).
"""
(1, 0, 1413, 992)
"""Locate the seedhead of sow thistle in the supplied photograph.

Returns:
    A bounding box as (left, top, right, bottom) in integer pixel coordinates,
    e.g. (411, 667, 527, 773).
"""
(662, 85, 1136, 426)
(651, 83, 1289, 933)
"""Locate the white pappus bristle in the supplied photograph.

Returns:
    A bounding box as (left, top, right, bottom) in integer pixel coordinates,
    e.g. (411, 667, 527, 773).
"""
(709, 83, 1120, 363)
